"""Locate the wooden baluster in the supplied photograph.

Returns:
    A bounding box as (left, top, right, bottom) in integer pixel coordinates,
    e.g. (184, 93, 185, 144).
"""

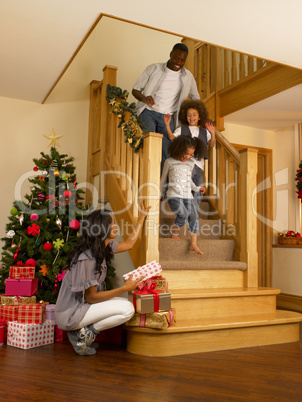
(132, 151, 139, 219)
(206, 45, 211, 97)
(218, 147, 226, 217)
(224, 49, 229, 88)
(247, 56, 254, 75)
(126, 145, 133, 206)
(239, 54, 245, 80)
(115, 125, 121, 181)
(231, 52, 237, 84)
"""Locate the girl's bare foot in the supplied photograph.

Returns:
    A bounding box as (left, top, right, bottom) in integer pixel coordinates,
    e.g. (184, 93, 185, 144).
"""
(190, 244, 203, 254)
(170, 225, 180, 240)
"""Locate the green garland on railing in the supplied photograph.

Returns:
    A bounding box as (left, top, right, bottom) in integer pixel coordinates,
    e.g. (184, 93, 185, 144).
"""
(106, 84, 147, 152)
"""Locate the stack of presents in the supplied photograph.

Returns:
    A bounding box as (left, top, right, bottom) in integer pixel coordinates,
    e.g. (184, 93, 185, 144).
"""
(124, 260, 176, 329)
(0, 264, 57, 349)
(0, 260, 174, 350)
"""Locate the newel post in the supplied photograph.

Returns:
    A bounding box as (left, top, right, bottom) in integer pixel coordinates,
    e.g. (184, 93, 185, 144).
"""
(140, 132, 163, 265)
(239, 148, 258, 287)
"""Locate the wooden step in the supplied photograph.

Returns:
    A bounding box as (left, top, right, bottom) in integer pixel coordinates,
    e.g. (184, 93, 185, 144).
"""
(126, 310, 302, 356)
(159, 238, 236, 262)
(170, 287, 280, 321)
(162, 267, 247, 289)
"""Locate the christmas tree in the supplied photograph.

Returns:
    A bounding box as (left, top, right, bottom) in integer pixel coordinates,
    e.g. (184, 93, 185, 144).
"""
(1, 130, 115, 303)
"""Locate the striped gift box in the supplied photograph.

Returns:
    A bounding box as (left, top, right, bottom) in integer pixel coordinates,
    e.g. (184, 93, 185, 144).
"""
(17, 303, 45, 324)
(9, 266, 35, 279)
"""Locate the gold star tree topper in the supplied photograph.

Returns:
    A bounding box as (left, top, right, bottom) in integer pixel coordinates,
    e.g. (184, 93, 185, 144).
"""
(44, 129, 63, 148)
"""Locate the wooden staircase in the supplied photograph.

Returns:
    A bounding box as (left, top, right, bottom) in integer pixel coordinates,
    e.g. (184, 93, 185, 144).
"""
(126, 203, 302, 357)
(87, 65, 302, 357)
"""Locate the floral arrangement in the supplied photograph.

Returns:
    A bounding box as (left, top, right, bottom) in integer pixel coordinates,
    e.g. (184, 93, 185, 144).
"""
(106, 84, 147, 152)
(295, 160, 302, 202)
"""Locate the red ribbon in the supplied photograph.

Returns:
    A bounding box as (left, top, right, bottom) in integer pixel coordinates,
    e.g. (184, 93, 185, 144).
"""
(139, 314, 146, 327)
(14, 261, 26, 267)
(132, 280, 163, 312)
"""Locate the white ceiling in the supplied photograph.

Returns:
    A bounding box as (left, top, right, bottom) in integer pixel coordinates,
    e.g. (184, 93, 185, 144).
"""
(1, 0, 302, 131)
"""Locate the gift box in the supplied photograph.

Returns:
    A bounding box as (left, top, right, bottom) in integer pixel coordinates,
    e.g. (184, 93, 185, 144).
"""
(128, 292, 171, 314)
(54, 325, 68, 342)
(18, 303, 45, 324)
(125, 309, 176, 329)
(45, 304, 56, 324)
(0, 295, 36, 306)
(0, 305, 19, 322)
(5, 278, 38, 296)
(7, 320, 55, 349)
(0, 305, 19, 341)
(149, 276, 168, 292)
(9, 266, 35, 279)
(123, 260, 162, 281)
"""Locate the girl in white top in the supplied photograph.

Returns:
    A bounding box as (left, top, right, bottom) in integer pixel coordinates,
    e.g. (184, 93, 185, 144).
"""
(164, 100, 216, 212)
(160, 135, 206, 254)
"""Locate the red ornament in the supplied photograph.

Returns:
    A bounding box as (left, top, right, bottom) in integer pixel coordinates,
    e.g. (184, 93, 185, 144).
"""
(30, 213, 39, 221)
(27, 223, 40, 236)
(70, 219, 80, 230)
(63, 190, 72, 198)
(13, 246, 20, 261)
(43, 242, 52, 251)
(33, 166, 38, 172)
(26, 258, 36, 267)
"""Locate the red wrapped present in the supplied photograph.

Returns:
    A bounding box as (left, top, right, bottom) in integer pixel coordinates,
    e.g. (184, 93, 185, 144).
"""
(123, 260, 162, 281)
(7, 320, 54, 349)
(17, 303, 45, 324)
(9, 266, 35, 279)
(5, 278, 38, 296)
(0, 295, 36, 306)
(54, 325, 68, 342)
(0, 305, 19, 322)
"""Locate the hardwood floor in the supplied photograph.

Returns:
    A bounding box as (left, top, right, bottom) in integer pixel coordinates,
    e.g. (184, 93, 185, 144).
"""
(0, 325, 301, 402)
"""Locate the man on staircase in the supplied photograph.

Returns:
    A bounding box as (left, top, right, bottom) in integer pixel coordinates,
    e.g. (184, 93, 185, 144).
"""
(132, 43, 200, 173)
